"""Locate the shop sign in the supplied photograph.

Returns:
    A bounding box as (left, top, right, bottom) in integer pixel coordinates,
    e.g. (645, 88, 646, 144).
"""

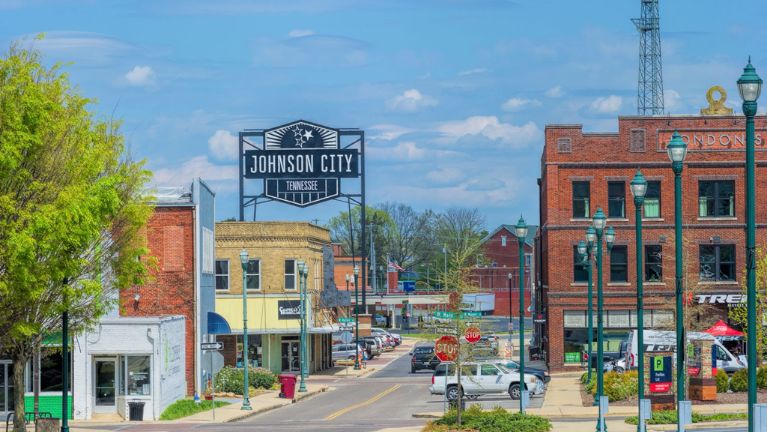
(694, 294, 746, 306)
(244, 120, 360, 207)
(649, 355, 673, 393)
(278, 300, 301, 320)
(658, 129, 766, 152)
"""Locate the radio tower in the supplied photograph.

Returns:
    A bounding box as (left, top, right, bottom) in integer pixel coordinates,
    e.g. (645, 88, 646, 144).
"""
(632, 0, 664, 115)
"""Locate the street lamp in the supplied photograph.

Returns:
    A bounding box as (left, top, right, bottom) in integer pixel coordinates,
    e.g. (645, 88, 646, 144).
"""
(667, 130, 688, 428)
(345, 274, 351, 316)
(297, 261, 309, 393)
(592, 208, 614, 432)
(239, 250, 252, 410)
(507, 272, 513, 354)
(353, 265, 361, 370)
(578, 236, 594, 385)
(630, 170, 648, 432)
(738, 57, 762, 432)
(61, 278, 70, 432)
(514, 216, 529, 413)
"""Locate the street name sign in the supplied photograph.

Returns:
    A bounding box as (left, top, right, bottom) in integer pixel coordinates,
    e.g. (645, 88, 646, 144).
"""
(462, 311, 482, 318)
(201, 342, 224, 351)
(434, 311, 455, 319)
(338, 317, 355, 324)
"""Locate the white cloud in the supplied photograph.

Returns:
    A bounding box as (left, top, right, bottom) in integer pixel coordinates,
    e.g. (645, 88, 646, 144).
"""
(124, 65, 155, 86)
(458, 68, 489, 76)
(436, 116, 540, 148)
(387, 89, 438, 112)
(545, 85, 564, 98)
(369, 141, 426, 161)
(288, 29, 314, 38)
(152, 156, 238, 191)
(590, 95, 622, 114)
(426, 168, 465, 185)
(208, 130, 239, 160)
(664, 89, 682, 112)
(501, 97, 542, 112)
(368, 124, 414, 141)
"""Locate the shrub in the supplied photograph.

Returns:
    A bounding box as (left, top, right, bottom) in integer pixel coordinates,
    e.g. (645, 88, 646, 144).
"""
(435, 405, 551, 432)
(249, 367, 277, 389)
(716, 369, 729, 393)
(215, 366, 278, 394)
(730, 368, 748, 392)
(583, 373, 596, 394)
(603, 371, 638, 402)
(758, 367, 767, 390)
(625, 410, 747, 425)
(159, 399, 229, 421)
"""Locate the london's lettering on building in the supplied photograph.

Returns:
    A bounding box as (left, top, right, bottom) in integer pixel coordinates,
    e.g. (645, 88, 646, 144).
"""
(242, 120, 361, 207)
(658, 129, 765, 151)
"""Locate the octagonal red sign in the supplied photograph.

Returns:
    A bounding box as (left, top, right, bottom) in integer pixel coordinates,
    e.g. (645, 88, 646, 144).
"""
(435, 335, 459, 362)
(465, 326, 481, 344)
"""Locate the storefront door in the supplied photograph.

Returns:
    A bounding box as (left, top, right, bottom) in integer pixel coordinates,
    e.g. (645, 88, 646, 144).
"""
(0, 361, 13, 416)
(94, 358, 117, 413)
(281, 341, 300, 372)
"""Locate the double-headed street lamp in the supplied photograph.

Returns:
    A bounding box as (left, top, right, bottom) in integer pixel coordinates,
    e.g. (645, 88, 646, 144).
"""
(297, 261, 309, 393)
(737, 57, 762, 432)
(592, 208, 615, 432)
(514, 216, 529, 413)
(630, 170, 648, 432)
(353, 265, 361, 370)
(667, 131, 688, 428)
(239, 250, 252, 411)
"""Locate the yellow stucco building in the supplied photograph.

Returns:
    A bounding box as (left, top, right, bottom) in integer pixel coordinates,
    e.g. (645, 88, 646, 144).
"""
(214, 222, 343, 374)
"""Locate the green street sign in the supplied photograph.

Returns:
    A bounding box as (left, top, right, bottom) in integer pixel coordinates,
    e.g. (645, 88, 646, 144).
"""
(434, 311, 455, 319)
(462, 311, 482, 318)
(339, 317, 354, 324)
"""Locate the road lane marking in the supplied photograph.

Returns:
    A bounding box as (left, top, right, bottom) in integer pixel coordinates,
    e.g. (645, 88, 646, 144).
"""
(323, 384, 401, 421)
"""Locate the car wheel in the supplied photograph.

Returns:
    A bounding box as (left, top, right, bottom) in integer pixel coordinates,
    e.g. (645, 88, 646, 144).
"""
(348, 355, 356, 360)
(614, 366, 625, 374)
(446, 385, 462, 401)
(509, 383, 521, 400)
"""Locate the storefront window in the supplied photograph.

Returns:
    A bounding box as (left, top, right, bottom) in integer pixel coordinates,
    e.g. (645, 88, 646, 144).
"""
(25, 350, 71, 392)
(127, 356, 150, 396)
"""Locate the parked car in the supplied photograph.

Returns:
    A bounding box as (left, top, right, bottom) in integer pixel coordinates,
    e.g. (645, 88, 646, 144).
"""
(332, 343, 363, 362)
(410, 343, 440, 373)
(372, 327, 402, 346)
(469, 337, 498, 357)
(362, 336, 382, 358)
(430, 361, 544, 400)
(492, 359, 551, 383)
(603, 357, 626, 373)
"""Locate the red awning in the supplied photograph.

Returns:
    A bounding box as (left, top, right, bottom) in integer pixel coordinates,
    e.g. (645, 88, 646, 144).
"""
(704, 320, 744, 337)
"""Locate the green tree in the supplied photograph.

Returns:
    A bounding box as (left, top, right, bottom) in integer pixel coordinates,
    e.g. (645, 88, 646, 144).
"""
(729, 247, 767, 360)
(326, 205, 394, 277)
(0, 43, 152, 431)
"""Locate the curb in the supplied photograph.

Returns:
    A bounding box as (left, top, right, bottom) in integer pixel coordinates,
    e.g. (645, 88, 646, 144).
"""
(647, 420, 748, 431)
(412, 413, 441, 419)
(224, 386, 329, 423)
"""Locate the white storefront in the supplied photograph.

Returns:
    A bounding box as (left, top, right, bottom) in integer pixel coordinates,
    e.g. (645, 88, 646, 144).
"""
(72, 316, 186, 421)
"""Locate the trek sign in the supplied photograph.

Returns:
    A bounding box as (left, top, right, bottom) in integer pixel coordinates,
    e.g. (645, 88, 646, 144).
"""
(244, 120, 360, 207)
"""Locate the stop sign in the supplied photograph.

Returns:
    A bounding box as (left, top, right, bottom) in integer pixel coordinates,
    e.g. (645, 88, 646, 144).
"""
(435, 335, 459, 362)
(465, 326, 481, 344)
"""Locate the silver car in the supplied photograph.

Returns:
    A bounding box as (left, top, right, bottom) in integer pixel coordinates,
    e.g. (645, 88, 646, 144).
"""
(332, 343, 361, 362)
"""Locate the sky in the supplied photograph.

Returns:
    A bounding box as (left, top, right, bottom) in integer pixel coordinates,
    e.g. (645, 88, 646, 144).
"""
(1, 0, 766, 230)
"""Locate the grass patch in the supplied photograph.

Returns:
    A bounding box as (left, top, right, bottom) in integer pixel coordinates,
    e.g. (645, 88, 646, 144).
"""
(625, 410, 747, 425)
(402, 333, 441, 340)
(425, 405, 551, 432)
(159, 399, 230, 420)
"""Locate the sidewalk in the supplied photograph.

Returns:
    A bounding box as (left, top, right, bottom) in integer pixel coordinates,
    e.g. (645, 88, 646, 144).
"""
(67, 383, 329, 431)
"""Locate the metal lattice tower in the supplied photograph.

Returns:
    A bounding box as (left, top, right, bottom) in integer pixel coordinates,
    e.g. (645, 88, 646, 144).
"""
(632, 0, 664, 115)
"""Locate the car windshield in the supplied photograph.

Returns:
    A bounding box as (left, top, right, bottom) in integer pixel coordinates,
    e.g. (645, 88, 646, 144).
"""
(414, 347, 433, 354)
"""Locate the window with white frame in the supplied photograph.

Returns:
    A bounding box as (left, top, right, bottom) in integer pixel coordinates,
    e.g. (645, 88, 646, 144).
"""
(246, 259, 260, 290)
(215, 260, 229, 290)
(284, 259, 296, 290)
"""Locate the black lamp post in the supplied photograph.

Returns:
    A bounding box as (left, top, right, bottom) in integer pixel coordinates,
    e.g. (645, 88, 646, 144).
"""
(630, 169, 648, 432)
(514, 216, 529, 413)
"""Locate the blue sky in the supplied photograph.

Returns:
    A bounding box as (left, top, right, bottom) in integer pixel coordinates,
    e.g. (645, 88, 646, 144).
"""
(2, 0, 765, 230)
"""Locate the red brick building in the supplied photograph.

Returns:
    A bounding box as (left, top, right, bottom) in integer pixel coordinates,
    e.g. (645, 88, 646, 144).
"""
(540, 110, 767, 370)
(471, 225, 536, 317)
(121, 181, 217, 395)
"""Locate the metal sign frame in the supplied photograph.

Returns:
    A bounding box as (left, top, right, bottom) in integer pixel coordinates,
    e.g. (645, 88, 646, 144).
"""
(238, 120, 369, 308)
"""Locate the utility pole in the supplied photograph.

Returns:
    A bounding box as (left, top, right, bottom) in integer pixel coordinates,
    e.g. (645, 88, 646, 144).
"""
(370, 224, 377, 294)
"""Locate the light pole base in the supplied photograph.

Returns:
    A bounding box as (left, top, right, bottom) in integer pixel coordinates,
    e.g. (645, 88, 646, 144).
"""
(241, 400, 253, 411)
(595, 396, 608, 432)
(677, 400, 691, 432)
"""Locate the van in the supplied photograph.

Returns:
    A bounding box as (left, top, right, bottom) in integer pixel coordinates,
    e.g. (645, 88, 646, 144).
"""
(625, 330, 744, 374)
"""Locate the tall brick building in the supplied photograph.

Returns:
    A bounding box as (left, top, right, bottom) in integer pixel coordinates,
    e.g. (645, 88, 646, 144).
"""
(540, 104, 767, 370)
(121, 180, 216, 396)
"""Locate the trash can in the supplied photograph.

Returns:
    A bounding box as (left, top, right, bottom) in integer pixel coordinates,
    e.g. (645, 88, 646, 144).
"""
(278, 374, 297, 399)
(128, 401, 145, 421)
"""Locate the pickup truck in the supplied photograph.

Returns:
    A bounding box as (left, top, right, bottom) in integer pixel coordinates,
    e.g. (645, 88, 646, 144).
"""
(429, 361, 544, 401)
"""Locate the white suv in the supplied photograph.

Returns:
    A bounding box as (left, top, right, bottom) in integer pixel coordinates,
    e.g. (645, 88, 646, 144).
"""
(429, 361, 544, 400)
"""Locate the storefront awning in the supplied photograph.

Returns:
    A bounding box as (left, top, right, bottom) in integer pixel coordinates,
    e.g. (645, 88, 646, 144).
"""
(208, 312, 232, 335)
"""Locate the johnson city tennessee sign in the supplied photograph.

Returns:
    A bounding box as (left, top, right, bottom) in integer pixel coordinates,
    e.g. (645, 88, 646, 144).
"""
(244, 120, 360, 207)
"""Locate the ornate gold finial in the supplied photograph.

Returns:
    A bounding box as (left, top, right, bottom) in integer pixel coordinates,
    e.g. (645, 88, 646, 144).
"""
(700, 85, 734, 115)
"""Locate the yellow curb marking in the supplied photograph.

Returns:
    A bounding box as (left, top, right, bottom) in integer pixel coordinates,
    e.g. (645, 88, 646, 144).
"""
(324, 384, 401, 421)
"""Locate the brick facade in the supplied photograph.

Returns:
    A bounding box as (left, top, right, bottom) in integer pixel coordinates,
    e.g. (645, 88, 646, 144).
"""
(471, 226, 535, 317)
(121, 206, 197, 395)
(541, 113, 767, 370)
